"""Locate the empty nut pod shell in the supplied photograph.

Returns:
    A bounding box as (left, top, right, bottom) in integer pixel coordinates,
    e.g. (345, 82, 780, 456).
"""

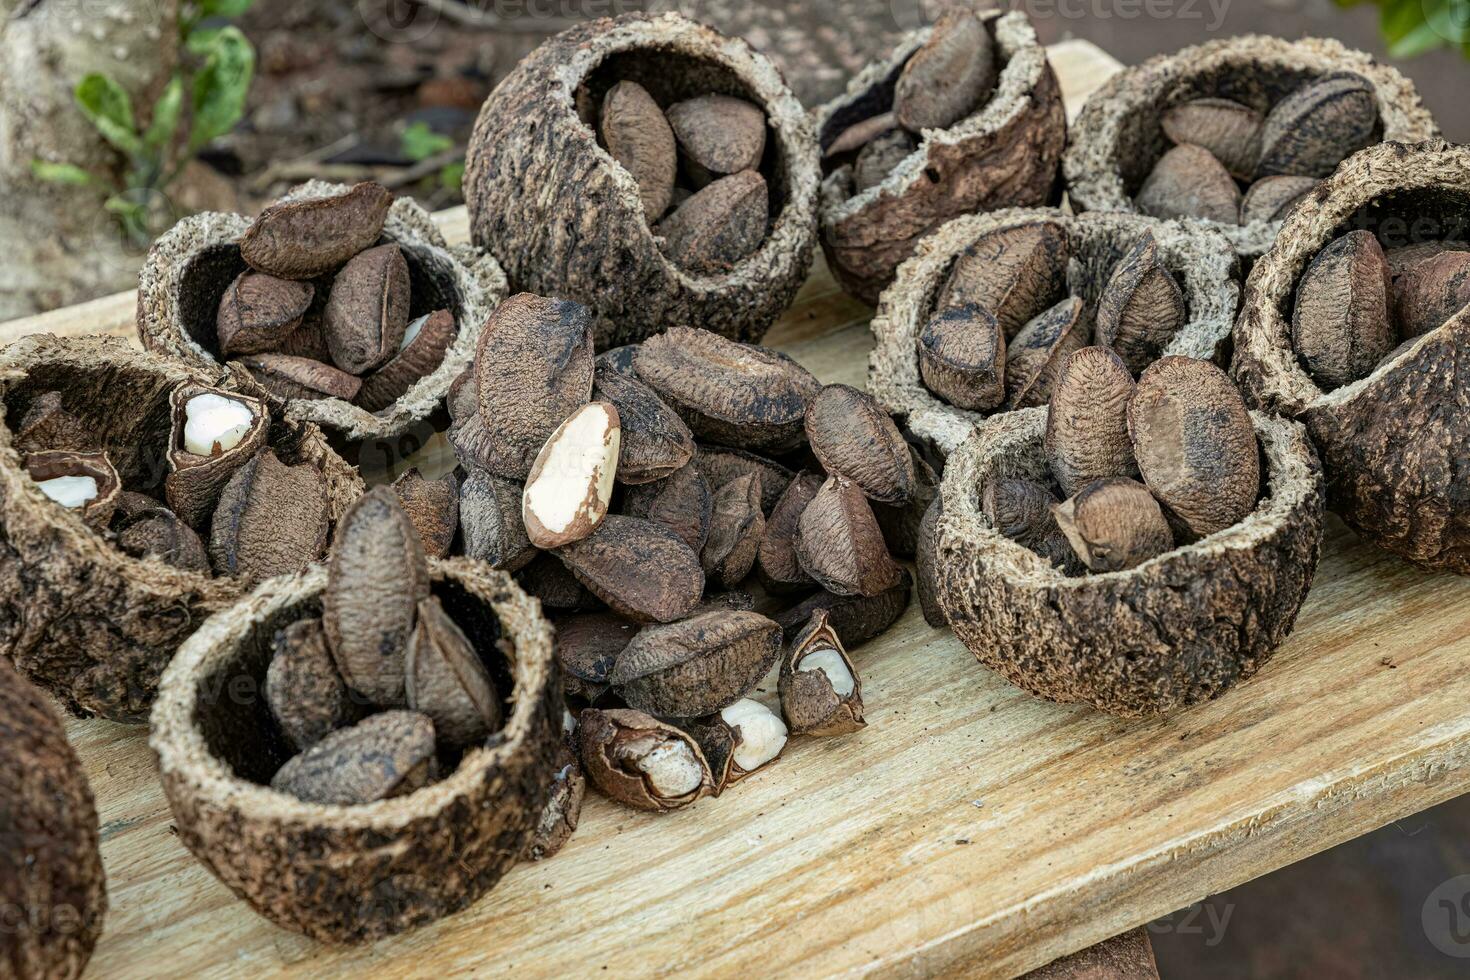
(150, 558, 561, 943)
(0, 335, 362, 723)
(932, 406, 1324, 717)
(815, 10, 1065, 305)
(1234, 140, 1470, 572)
(464, 12, 819, 346)
(0, 658, 107, 980)
(868, 208, 1239, 464)
(1064, 35, 1437, 258)
(137, 180, 508, 441)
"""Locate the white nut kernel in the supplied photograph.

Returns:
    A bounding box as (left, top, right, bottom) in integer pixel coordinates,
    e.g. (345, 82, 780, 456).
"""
(799, 648, 856, 697)
(36, 475, 99, 509)
(720, 698, 788, 772)
(183, 393, 255, 456)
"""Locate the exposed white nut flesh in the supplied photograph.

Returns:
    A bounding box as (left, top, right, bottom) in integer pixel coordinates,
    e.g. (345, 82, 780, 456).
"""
(720, 698, 788, 772)
(620, 735, 704, 798)
(36, 475, 99, 509)
(799, 648, 856, 697)
(400, 312, 429, 352)
(183, 393, 256, 456)
(522, 401, 621, 549)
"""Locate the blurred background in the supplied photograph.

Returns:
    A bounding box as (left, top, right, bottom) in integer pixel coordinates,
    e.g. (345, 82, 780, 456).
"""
(3, 2, 1469, 975)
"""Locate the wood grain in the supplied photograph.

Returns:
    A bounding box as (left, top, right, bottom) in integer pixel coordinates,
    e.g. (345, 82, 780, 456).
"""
(6, 39, 1468, 980)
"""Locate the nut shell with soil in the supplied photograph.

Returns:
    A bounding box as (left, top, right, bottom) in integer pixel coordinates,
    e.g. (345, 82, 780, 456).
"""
(137, 180, 508, 442)
(1064, 35, 1437, 258)
(464, 12, 819, 347)
(1234, 140, 1470, 573)
(868, 208, 1239, 463)
(150, 558, 562, 944)
(0, 335, 362, 723)
(0, 658, 107, 979)
(815, 10, 1066, 306)
(933, 407, 1324, 717)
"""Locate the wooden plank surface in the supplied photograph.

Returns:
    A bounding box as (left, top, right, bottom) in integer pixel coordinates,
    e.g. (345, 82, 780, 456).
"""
(6, 38, 1470, 980)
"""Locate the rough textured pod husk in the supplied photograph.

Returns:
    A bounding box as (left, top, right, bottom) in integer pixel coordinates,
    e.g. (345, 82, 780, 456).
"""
(815, 11, 1066, 305)
(0, 335, 362, 723)
(464, 12, 819, 346)
(0, 658, 107, 980)
(1063, 35, 1437, 258)
(150, 558, 561, 944)
(1233, 139, 1470, 573)
(137, 180, 508, 441)
(934, 407, 1324, 717)
(869, 208, 1239, 463)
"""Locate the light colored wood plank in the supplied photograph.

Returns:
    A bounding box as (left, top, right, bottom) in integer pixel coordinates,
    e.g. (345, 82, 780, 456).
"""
(16, 39, 1469, 980)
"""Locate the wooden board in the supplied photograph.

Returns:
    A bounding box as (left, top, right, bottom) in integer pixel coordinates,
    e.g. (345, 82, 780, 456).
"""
(5, 39, 1470, 979)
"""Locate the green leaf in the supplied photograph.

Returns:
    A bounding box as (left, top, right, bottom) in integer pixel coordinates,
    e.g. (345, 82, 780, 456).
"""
(144, 76, 185, 154)
(30, 161, 96, 186)
(189, 26, 255, 151)
(197, 0, 255, 16)
(74, 74, 142, 155)
(1379, 0, 1425, 44)
(439, 161, 465, 194)
(401, 122, 454, 162)
(1388, 20, 1448, 57)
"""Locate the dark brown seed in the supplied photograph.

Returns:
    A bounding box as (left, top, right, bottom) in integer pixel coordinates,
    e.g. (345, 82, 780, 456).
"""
(1254, 72, 1380, 180)
(1052, 477, 1174, 573)
(1095, 232, 1187, 376)
(796, 475, 903, 598)
(702, 473, 766, 589)
(1384, 241, 1470, 279)
(593, 362, 694, 485)
(517, 552, 600, 613)
(693, 445, 793, 514)
(554, 611, 637, 702)
(1127, 356, 1261, 540)
(265, 618, 356, 752)
(853, 129, 916, 192)
(695, 591, 756, 614)
(610, 610, 783, 717)
(216, 271, 314, 357)
(208, 450, 329, 585)
(823, 111, 898, 158)
(1136, 144, 1241, 224)
(1392, 250, 1470, 339)
(621, 463, 713, 554)
(554, 514, 705, 624)
(23, 450, 120, 530)
(270, 710, 437, 805)
(577, 708, 713, 812)
(635, 328, 821, 453)
(937, 221, 1070, 338)
(114, 498, 209, 573)
(391, 467, 459, 560)
(1160, 98, 1262, 179)
(757, 470, 825, 592)
(600, 80, 677, 221)
(805, 383, 915, 505)
(1045, 346, 1139, 498)
(356, 309, 457, 412)
(523, 736, 585, 860)
(914, 499, 946, 627)
(917, 302, 1006, 411)
(1291, 229, 1394, 389)
(1004, 296, 1089, 410)
(893, 9, 996, 132)
(982, 477, 1080, 574)
(775, 569, 912, 648)
(1239, 175, 1318, 225)
(240, 181, 394, 280)
(163, 386, 268, 530)
(323, 243, 412, 375)
(275, 310, 333, 362)
(458, 466, 535, 571)
(446, 364, 477, 422)
(405, 596, 502, 747)
(237, 352, 363, 403)
(472, 293, 595, 479)
(322, 486, 431, 708)
(654, 170, 769, 274)
(13, 391, 93, 454)
(595, 345, 639, 376)
(780, 609, 864, 737)
(665, 95, 767, 187)
(874, 446, 937, 558)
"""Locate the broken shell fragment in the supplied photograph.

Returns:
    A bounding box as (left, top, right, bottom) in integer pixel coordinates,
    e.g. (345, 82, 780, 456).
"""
(165, 386, 268, 530)
(1044, 346, 1139, 498)
(577, 708, 713, 812)
(780, 609, 865, 737)
(270, 710, 438, 805)
(554, 515, 705, 623)
(23, 450, 120, 529)
(805, 383, 915, 505)
(522, 738, 586, 861)
(688, 698, 788, 793)
(237, 353, 364, 403)
(1052, 478, 1175, 572)
(406, 596, 503, 747)
(521, 401, 620, 550)
(795, 475, 904, 598)
(610, 609, 783, 718)
(265, 618, 357, 752)
(356, 309, 457, 412)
